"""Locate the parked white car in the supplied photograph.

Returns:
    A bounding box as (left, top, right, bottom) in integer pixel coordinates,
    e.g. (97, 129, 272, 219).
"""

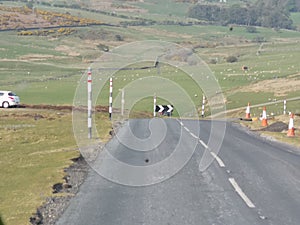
(0, 91, 20, 108)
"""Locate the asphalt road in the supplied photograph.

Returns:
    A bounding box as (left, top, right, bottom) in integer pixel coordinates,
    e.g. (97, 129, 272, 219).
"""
(57, 119, 300, 225)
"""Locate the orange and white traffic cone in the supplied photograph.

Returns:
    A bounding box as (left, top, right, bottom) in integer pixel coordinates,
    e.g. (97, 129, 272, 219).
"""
(261, 106, 268, 126)
(245, 102, 251, 119)
(287, 113, 295, 137)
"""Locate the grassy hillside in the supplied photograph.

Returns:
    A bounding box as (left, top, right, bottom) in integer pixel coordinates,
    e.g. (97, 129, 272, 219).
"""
(0, 1, 300, 224)
(0, 1, 298, 119)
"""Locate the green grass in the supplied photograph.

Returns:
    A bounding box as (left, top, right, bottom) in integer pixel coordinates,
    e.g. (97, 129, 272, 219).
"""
(95, 63, 204, 117)
(135, 0, 191, 18)
(1, 24, 299, 112)
(0, 109, 78, 225)
(0, 108, 112, 225)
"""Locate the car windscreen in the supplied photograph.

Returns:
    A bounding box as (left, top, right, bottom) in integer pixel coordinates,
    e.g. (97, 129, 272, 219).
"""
(8, 92, 17, 96)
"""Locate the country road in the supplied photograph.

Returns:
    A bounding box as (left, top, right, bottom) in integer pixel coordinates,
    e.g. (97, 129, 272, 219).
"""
(57, 119, 300, 225)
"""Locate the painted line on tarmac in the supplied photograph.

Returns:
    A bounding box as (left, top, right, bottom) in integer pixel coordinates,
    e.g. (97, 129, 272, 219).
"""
(210, 152, 225, 168)
(177, 120, 256, 211)
(198, 139, 208, 149)
(228, 178, 256, 208)
(190, 132, 198, 139)
(177, 119, 226, 169)
(184, 127, 190, 132)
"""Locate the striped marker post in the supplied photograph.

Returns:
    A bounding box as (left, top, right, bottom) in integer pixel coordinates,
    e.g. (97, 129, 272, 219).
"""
(153, 94, 156, 117)
(87, 67, 92, 139)
(283, 99, 287, 115)
(109, 77, 113, 120)
(245, 102, 251, 119)
(201, 95, 206, 118)
(120, 89, 125, 116)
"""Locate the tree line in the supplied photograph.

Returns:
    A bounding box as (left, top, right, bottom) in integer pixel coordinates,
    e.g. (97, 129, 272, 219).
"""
(187, 0, 300, 29)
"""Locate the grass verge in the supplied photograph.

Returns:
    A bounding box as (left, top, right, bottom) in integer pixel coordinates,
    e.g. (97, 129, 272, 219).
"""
(0, 108, 111, 225)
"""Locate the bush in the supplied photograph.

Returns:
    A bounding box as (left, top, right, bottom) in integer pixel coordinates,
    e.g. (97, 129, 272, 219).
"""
(115, 34, 124, 41)
(209, 58, 218, 64)
(246, 26, 257, 33)
(226, 56, 238, 63)
(252, 36, 266, 43)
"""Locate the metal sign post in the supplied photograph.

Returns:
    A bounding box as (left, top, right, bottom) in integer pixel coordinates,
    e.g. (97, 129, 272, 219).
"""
(87, 67, 92, 139)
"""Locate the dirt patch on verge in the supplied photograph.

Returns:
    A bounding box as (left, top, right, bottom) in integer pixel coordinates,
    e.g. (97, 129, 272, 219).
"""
(237, 77, 300, 97)
(21, 104, 109, 112)
(258, 121, 288, 132)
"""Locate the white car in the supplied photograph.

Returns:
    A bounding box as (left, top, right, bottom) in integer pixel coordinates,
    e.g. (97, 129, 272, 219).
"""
(0, 91, 20, 108)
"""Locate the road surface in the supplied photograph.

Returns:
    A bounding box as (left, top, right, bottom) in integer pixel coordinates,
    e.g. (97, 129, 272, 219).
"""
(57, 119, 300, 225)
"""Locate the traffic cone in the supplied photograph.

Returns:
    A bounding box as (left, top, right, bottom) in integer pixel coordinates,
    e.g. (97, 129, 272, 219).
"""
(287, 113, 295, 137)
(245, 102, 251, 119)
(261, 106, 268, 126)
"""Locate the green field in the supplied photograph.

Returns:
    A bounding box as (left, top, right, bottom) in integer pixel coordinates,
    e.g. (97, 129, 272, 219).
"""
(0, 109, 78, 225)
(0, 1, 300, 224)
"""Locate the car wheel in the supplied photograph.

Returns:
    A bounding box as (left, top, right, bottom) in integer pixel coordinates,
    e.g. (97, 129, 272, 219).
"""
(2, 101, 10, 108)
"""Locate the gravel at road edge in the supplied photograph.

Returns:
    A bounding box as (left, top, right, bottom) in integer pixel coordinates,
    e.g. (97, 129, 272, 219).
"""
(29, 155, 90, 225)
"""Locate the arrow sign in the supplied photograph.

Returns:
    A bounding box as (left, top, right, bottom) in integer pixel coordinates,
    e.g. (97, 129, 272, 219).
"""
(155, 105, 174, 113)
(156, 105, 164, 113)
(167, 105, 173, 113)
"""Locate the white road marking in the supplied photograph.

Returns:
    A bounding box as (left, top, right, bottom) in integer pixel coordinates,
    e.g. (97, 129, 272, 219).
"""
(178, 120, 256, 210)
(184, 127, 190, 132)
(210, 152, 225, 167)
(198, 139, 208, 149)
(190, 132, 198, 139)
(178, 120, 226, 170)
(228, 178, 256, 208)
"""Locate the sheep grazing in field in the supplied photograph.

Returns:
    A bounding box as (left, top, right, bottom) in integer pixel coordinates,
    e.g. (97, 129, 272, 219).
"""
(242, 65, 248, 71)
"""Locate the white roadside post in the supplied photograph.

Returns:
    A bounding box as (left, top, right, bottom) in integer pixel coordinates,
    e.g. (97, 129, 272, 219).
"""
(87, 67, 92, 139)
(283, 99, 287, 115)
(119, 88, 125, 116)
(109, 77, 113, 120)
(201, 95, 206, 118)
(153, 94, 157, 117)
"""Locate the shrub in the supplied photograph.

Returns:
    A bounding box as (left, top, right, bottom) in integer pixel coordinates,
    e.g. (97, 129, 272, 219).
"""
(226, 56, 238, 63)
(246, 26, 257, 33)
(209, 58, 218, 64)
(252, 36, 266, 43)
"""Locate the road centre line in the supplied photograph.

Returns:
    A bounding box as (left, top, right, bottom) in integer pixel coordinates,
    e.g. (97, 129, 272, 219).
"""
(190, 132, 198, 139)
(228, 178, 256, 208)
(210, 152, 225, 167)
(184, 127, 190, 132)
(177, 120, 256, 210)
(177, 119, 225, 169)
(198, 139, 208, 149)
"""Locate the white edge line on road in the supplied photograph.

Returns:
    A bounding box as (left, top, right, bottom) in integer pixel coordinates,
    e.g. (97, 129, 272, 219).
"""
(184, 127, 190, 132)
(228, 178, 256, 208)
(210, 152, 225, 167)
